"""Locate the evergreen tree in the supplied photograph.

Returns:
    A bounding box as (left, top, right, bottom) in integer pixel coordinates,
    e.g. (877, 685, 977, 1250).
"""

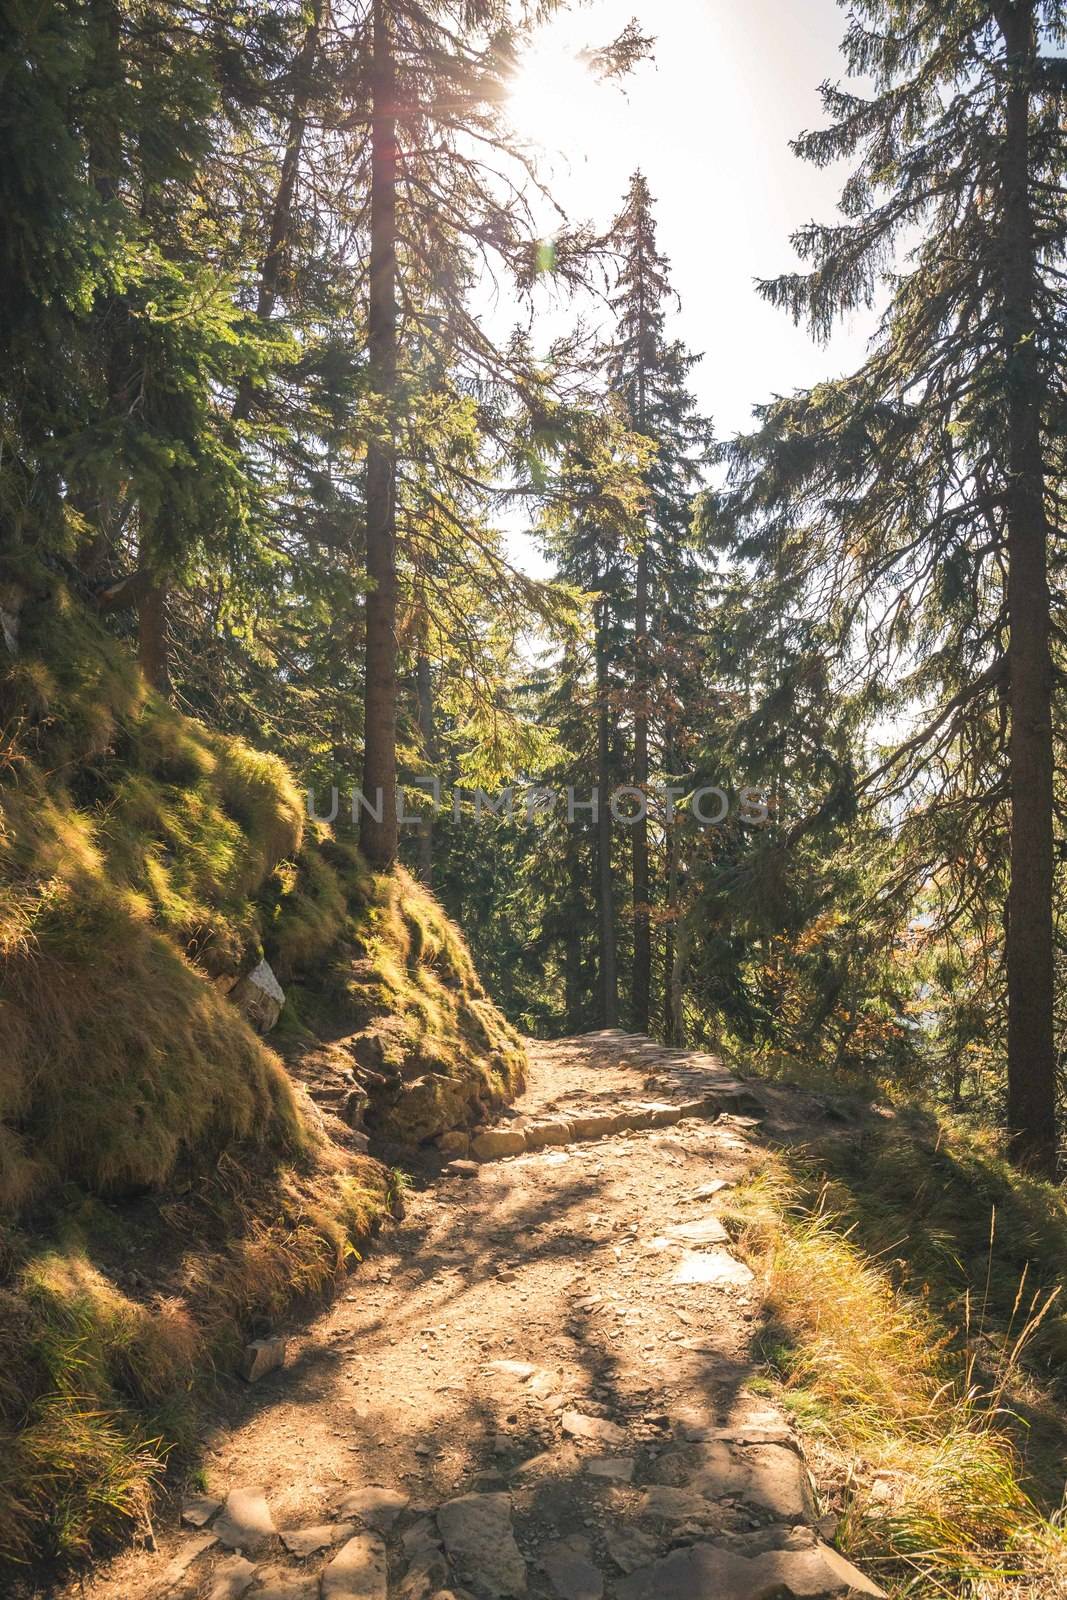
(604, 173, 712, 1032)
(710, 0, 1067, 1173)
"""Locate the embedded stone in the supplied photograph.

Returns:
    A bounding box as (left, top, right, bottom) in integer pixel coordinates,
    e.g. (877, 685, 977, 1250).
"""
(321, 1533, 389, 1600)
(280, 1523, 355, 1558)
(214, 1488, 276, 1554)
(437, 1491, 527, 1598)
(561, 1411, 626, 1446)
(472, 1127, 528, 1160)
(207, 1555, 257, 1600)
(337, 1485, 409, 1531)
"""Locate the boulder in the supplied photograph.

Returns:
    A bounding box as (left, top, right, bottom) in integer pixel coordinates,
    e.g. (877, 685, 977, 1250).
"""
(322, 1532, 388, 1600)
(231, 958, 285, 1033)
(472, 1127, 528, 1160)
(240, 1335, 287, 1382)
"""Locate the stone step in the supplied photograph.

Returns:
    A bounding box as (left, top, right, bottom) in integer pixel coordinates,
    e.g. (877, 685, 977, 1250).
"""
(456, 1081, 765, 1164)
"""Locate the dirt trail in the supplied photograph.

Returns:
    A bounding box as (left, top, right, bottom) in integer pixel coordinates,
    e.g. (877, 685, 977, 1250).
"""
(74, 1032, 883, 1600)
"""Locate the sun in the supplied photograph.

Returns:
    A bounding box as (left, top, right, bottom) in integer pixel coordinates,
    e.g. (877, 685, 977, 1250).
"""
(506, 37, 601, 156)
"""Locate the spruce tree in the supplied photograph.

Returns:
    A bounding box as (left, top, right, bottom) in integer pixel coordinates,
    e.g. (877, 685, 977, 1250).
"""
(604, 173, 711, 1033)
(713, 0, 1067, 1173)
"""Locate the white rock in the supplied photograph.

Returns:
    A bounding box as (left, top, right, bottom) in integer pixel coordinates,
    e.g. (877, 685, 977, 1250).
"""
(241, 1334, 287, 1382)
(231, 958, 286, 1033)
(671, 1248, 753, 1286)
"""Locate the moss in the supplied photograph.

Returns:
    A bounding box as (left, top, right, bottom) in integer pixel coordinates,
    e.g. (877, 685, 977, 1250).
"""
(0, 569, 524, 1566)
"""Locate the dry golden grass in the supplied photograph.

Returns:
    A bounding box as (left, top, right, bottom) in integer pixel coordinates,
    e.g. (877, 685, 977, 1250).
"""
(725, 1164, 1067, 1596)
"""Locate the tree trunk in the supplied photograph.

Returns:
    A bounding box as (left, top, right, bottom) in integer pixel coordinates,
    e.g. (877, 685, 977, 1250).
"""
(233, 1, 321, 422)
(632, 542, 651, 1032)
(361, 0, 400, 869)
(416, 644, 434, 885)
(998, 1, 1058, 1177)
(596, 598, 619, 1026)
(138, 573, 171, 695)
(664, 806, 685, 1045)
(564, 831, 584, 1031)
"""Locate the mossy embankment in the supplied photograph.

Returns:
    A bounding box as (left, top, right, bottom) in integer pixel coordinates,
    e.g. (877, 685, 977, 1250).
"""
(0, 563, 524, 1567)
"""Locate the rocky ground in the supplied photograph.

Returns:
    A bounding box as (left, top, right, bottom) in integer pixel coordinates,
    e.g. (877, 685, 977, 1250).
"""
(60, 1032, 884, 1600)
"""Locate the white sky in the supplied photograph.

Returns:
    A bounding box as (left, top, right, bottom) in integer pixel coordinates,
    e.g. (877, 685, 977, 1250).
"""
(499, 0, 879, 571)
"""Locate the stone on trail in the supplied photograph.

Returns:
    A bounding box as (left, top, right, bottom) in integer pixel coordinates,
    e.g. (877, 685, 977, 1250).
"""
(446, 1159, 481, 1179)
(180, 1494, 221, 1528)
(207, 1555, 257, 1600)
(542, 1541, 605, 1600)
(688, 1180, 729, 1200)
(663, 1215, 730, 1245)
(636, 1486, 713, 1524)
(337, 1485, 410, 1531)
(472, 1127, 528, 1159)
(585, 1456, 635, 1482)
(437, 1491, 527, 1598)
(743, 1443, 815, 1522)
(671, 1247, 754, 1286)
(487, 1359, 538, 1379)
(254, 1582, 319, 1600)
(156, 1531, 217, 1592)
(561, 1410, 627, 1446)
(604, 1527, 660, 1576)
(523, 1118, 573, 1149)
(214, 1487, 276, 1553)
(240, 1333, 288, 1382)
(321, 1532, 389, 1600)
(615, 1535, 883, 1600)
(280, 1522, 355, 1558)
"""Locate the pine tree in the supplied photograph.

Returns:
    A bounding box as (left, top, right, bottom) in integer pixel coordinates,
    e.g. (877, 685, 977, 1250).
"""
(713, 0, 1067, 1173)
(604, 173, 711, 1032)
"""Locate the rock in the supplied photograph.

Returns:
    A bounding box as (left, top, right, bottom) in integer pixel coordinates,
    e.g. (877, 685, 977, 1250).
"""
(561, 1411, 626, 1446)
(321, 1533, 389, 1600)
(231, 958, 286, 1033)
(742, 1444, 815, 1522)
(338, 1485, 410, 1531)
(472, 1127, 528, 1160)
(438, 1130, 472, 1157)
(510, 1445, 580, 1481)
(181, 1494, 221, 1528)
(604, 1528, 659, 1575)
(585, 1457, 635, 1482)
(400, 1547, 451, 1600)
(523, 1119, 573, 1150)
(344, 1087, 371, 1129)
(281, 1523, 355, 1558)
(616, 1543, 756, 1600)
(687, 1180, 729, 1200)
(663, 1215, 729, 1245)
(207, 1555, 258, 1600)
(437, 1491, 527, 1598)
(156, 1532, 217, 1592)
(568, 1111, 625, 1139)
(746, 1542, 886, 1597)
(241, 1334, 288, 1382)
(636, 1487, 712, 1523)
(214, 1488, 276, 1554)
(671, 1248, 754, 1286)
(487, 1359, 537, 1380)
(446, 1159, 481, 1179)
(402, 1517, 442, 1556)
(254, 1582, 319, 1600)
(542, 1543, 604, 1600)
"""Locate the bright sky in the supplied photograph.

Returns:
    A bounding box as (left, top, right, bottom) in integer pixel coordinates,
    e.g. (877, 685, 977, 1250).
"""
(499, 0, 878, 569)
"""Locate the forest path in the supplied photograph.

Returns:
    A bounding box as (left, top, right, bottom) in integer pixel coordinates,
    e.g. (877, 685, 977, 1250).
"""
(77, 1033, 883, 1600)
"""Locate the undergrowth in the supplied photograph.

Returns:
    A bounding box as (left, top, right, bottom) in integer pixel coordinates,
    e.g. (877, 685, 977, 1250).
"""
(725, 1151, 1067, 1597)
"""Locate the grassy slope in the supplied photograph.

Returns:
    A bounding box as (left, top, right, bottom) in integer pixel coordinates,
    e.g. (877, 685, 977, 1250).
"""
(0, 569, 523, 1566)
(722, 1099, 1067, 1595)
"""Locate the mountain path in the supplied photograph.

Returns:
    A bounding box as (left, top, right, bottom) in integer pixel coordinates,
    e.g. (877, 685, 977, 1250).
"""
(71, 1032, 883, 1600)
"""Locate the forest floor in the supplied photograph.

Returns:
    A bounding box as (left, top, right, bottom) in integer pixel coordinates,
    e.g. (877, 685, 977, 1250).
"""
(55, 1034, 894, 1600)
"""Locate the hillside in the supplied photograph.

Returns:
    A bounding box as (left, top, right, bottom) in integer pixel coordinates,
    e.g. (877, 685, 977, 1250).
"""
(0, 564, 525, 1565)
